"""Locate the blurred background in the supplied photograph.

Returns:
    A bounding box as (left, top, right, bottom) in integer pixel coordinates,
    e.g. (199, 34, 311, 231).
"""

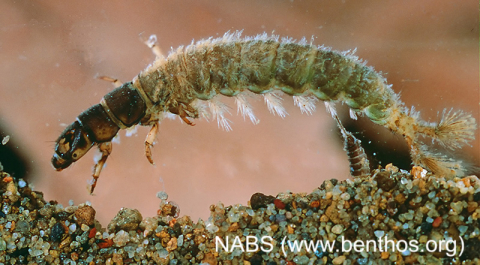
(0, 1, 478, 225)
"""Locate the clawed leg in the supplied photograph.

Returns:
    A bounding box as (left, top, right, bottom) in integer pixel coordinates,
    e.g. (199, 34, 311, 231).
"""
(170, 102, 198, 126)
(178, 106, 196, 126)
(89, 142, 112, 194)
(145, 122, 159, 164)
(144, 101, 197, 164)
(98, 76, 123, 87)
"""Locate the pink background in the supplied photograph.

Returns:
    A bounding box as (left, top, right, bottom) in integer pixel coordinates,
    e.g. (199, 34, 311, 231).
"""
(0, 1, 478, 225)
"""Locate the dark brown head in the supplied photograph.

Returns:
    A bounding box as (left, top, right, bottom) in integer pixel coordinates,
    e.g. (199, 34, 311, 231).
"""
(52, 120, 94, 170)
(52, 101, 123, 171)
(52, 82, 146, 172)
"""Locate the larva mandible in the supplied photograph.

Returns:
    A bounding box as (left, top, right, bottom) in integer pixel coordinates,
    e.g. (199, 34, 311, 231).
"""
(52, 31, 477, 193)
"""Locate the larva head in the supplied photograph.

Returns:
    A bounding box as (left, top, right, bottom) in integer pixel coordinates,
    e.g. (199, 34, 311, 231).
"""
(52, 121, 95, 170)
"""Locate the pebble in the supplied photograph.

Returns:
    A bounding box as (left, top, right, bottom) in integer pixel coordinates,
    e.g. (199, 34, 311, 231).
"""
(375, 171, 397, 191)
(420, 222, 433, 234)
(432, 217, 442, 228)
(159, 201, 180, 218)
(273, 199, 286, 209)
(81, 223, 90, 232)
(74, 205, 96, 226)
(139, 217, 158, 236)
(458, 225, 468, 235)
(332, 255, 346, 264)
(50, 222, 64, 242)
(473, 192, 480, 202)
(250, 193, 275, 210)
(107, 208, 143, 232)
(113, 230, 130, 247)
(331, 224, 343, 234)
(293, 255, 309, 264)
(1, 135, 10, 145)
(18, 179, 26, 188)
(374, 230, 384, 238)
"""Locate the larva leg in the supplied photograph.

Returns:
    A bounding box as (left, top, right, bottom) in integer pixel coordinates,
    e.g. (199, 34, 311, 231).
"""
(178, 105, 196, 126)
(169, 102, 198, 126)
(90, 142, 113, 194)
(145, 122, 159, 165)
(98, 76, 123, 87)
(144, 101, 197, 165)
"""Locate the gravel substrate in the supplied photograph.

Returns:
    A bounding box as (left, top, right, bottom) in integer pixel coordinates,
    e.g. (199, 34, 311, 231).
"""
(1, 163, 479, 264)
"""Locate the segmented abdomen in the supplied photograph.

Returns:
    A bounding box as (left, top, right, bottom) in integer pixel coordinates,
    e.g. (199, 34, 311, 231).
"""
(138, 34, 396, 125)
(135, 32, 476, 178)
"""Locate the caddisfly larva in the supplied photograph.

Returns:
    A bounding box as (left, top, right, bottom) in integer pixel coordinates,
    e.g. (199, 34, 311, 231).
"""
(51, 31, 477, 193)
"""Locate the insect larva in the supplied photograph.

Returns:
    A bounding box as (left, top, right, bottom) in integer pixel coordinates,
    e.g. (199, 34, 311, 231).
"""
(52, 31, 477, 193)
